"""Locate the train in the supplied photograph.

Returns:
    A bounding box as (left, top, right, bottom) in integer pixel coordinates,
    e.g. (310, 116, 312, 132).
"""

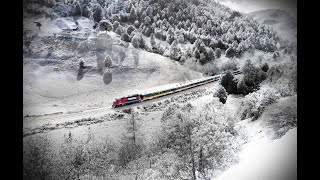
(112, 69, 242, 108)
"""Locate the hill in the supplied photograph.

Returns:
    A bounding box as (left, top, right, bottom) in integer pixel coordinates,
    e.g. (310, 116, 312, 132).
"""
(249, 9, 297, 43)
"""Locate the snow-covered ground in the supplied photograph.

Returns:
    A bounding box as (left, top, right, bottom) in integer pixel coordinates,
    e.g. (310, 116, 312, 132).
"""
(215, 126, 296, 180)
(23, 16, 204, 119)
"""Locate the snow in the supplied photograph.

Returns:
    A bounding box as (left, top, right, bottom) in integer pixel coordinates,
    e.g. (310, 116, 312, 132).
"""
(23, 2, 297, 179)
(215, 127, 297, 180)
(23, 16, 204, 118)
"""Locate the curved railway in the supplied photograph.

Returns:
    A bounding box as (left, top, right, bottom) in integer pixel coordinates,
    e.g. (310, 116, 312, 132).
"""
(112, 69, 241, 108)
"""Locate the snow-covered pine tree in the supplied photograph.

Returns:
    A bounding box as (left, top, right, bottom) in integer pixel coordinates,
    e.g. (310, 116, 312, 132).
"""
(170, 40, 182, 61)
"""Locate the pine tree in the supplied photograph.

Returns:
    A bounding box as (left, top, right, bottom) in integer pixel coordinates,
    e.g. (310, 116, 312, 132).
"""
(217, 86, 227, 104)
(93, 5, 102, 22)
(170, 40, 182, 61)
(221, 71, 238, 94)
(215, 48, 221, 58)
(127, 25, 135, 35)
(150, 33, 156, 51)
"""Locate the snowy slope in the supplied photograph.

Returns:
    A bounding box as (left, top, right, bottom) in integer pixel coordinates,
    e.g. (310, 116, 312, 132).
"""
(214, 94, 297, 180)
(23, 16, 204, 118)
(215, 127, 296, 180)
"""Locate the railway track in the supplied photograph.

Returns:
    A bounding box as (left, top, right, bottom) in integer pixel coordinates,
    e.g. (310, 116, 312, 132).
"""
(112, 69, 241, 108)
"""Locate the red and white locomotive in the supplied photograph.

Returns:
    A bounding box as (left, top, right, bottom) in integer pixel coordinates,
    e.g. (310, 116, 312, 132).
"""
(112, 94, 143, 108)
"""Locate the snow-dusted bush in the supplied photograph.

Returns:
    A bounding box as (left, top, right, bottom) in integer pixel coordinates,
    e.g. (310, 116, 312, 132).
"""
(81, 4, 92, 19)
(169, 40, 182, 61)
(131, 33, 145, 49)
(225, 47, 236, 57)
(112, 21, 119, 31)
(104, 54, 112, 68)
(201, 62, 220, 76)
(258, 70, 268, 81)
(74, 1, 82, 16)
(121, 33, 130, 42)
(98, 20, 112, 31)
(129, 7, 136, 23)
(144, 16, 152, 26)
(103, 71, 112, 84)
(115, 25, 124, 35)
(131, 35, 140, 48)
(273, 51, 280, 59)
(221, 71, 238, 94)
(261, 62, 269, 72)
(92, 4, 102, 22)
(237, 78, 249, 95)
(247, 87, 280, 120)
(112, 14, 120, 22)
(143, 26, 153, 37)
(53, 2, 75, 17)
(216, 86, 227, 104)
(120, 11, 128, 22)
(134, 20, 140, 28)
(215, 48, 221, 58)
(150, 33, 156, 49)
(126, 25, 135, 35)
(220, 60, 238, 72)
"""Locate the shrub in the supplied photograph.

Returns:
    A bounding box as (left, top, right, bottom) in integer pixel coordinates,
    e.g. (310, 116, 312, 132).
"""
(221, 71, 238, 94)
(258, 70, 268, 82)
(217, 86, 227, 104)
(131, 35, 139, 48)
(134, 20, 140, 29)
(215, 48, 221, 58)
(92, 4, 102, 22)
(129, 7, 136, 23)
(225, 47, 236, 58)
(113, 21, 120, 31)
(261, 62, 269, 72)
(82, 5, 92, 19)
(144, 16, 152, 26)
(104, 54, 112, 68)
(237, 79, 249, 95)
(248, 88, 279, 120)
(79, 60, 84, 68)
(98, 20, 113, 31)
(169, 40, 182, 61)
(220, 60, 237, 71)
(120, 11, 128, 22)
(143, 26, 153, 37)
(116, 25, 124, 35)
(127, 25, 135, 35)
(112, 14, 120, 22)
(74, 2, 82, 16)
(121, 33, 130, 42)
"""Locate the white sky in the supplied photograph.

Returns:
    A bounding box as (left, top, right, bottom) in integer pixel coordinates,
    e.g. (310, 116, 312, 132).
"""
(214, 0, 297, 18)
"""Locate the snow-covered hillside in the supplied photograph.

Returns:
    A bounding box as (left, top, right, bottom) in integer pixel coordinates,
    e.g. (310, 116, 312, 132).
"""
(23, 15, 204, 117)
(249, 9, 297, 43)
(215, 126, 297, 180)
